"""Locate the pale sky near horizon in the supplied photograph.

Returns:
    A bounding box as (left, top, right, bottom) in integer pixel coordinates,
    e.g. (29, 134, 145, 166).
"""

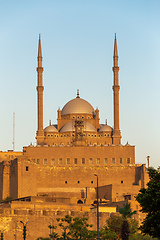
(0, 0, 160, 168)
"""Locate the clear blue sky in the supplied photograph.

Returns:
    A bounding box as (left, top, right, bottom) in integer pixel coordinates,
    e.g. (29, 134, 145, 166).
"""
(0, 0, 159, 168)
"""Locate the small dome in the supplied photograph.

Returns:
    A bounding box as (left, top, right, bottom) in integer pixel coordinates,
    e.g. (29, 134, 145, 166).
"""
(60, 121, 97, 132)
(61, 97, 95, 116)
(44, 125, 58, 133)
(99, 124, 112, 132)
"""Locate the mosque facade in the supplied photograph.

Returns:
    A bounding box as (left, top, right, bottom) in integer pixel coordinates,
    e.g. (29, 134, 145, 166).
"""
(0, 36, 148, 213)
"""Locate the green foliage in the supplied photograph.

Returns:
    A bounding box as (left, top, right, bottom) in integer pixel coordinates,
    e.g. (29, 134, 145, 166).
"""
(36, 238, 50, 240)
(1, 196, 13, 202)
(99, 227, 118, 239)
(129, 233, 158, 240)
(37, 214, 95, 240)
(136, 167, 160, 239)
(118, 203, 137, 240)
(128, 218, 138, 235)
(105, 214, 138, 240)
(57, 214, 94, 239)
(119, 203, 137, 220)
(36, 212, 139, 240)
(107, 214, 123, 238)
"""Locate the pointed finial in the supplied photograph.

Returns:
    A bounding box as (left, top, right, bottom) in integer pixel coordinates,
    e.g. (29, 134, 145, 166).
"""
(76, 89, 80, 98)
(114, 34, 118, 57)
(38, 34, 42, 57)
(105, 119, 107, 125)
(49, 120, 51, 126)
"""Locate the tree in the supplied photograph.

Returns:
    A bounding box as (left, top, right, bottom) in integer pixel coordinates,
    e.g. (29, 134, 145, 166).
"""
(119, 203, 137, 220)
(105, 214, 138, 240)
(99, 226, 118, 239)
(56, 214, 95, 239)
(136, 167, 160, 239)
(106, 214, 123, 239)
(119, 203, 137, 240)
(36, 214, 95, 240)
(129, 233, 158, 240)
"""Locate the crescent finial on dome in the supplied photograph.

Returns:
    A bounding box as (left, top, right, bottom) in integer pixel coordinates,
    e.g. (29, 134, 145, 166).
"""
(77, 89, 80, 98)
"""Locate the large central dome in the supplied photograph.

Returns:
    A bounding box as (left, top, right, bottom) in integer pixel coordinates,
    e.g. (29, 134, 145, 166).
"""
(61, 97, 95, 116)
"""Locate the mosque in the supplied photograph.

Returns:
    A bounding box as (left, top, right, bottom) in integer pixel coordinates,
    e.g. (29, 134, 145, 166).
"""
(0, 36, 148, 215)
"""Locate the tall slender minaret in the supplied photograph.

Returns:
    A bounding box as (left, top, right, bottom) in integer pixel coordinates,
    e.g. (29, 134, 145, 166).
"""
(112, 34, 121, 145)
(36, 34, 44, 145)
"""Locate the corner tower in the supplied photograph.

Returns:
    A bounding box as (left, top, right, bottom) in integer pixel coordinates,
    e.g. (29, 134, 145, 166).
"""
(112, 34, 121, 145)
(36, 35, 44, 145)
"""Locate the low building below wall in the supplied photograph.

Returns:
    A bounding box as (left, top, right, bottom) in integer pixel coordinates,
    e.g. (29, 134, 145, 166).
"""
(0, 196, 146, 240)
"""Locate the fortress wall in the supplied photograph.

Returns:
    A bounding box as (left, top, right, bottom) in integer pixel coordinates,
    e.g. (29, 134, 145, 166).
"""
(0, 205, 110, 240)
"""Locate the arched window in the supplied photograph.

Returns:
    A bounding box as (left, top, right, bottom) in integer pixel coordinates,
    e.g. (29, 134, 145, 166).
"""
(77, 200, 83, 204)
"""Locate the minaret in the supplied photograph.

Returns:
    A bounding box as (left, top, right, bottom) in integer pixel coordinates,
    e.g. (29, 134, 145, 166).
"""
(36, 34, 44, 145)
(112, 34, 121, 145)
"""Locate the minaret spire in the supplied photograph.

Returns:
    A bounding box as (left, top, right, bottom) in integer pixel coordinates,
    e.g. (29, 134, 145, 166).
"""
(36, 34, 44, 145)
(112, 34, 121, 145)
(38, 34, 42, 57)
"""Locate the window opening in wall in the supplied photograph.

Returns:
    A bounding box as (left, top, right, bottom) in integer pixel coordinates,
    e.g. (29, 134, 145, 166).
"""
(96, 158, 100, 164)
(77, 199, 83, 204)
(66, 158, 70, 164)
(89, 158, 93, 164)
(112, 158, 115, 164)
(43, 159, 47, 165)
(58, 158, 62, 164)
(81, 158, 85, 164)
(65, 181, 67, 184)
(104, 158, 108, 164)
(127, 158, 131, 164)
(88, 134, 90, 137)
(121, 180, 123, 183)
(74, 158, 77, 164)
(91, 181, 93, 184)
(78, 181, 80, 184)
(51, 159, 55, 165)
(26, 166, 29, 171)
(36, 159, 40, 164)
(119, 158, 123, 164)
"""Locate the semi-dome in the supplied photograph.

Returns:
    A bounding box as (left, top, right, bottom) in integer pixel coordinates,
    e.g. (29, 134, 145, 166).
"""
(60, 121, 97, 132)
(44, 125, 58, 133)
(99, 124, 112, 132)
(61, 97, 95, 116)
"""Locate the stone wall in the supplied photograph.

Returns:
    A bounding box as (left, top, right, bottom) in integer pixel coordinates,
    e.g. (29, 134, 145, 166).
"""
(0, 204, 110, 240)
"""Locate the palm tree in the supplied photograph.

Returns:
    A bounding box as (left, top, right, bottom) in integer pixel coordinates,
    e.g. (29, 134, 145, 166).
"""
(119, 203, 137, 240)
